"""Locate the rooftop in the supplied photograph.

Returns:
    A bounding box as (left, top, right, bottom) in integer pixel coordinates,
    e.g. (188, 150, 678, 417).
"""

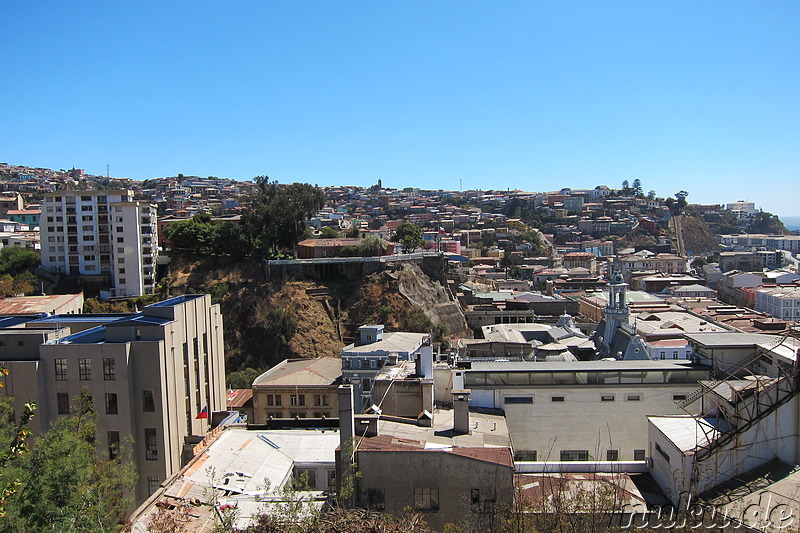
(343, 331, 427, 355)
(253, 357, 342, 387)
(648, 415, 724, 454)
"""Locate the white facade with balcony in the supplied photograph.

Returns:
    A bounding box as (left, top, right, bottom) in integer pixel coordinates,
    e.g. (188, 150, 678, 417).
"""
(40, 190, 158, 297)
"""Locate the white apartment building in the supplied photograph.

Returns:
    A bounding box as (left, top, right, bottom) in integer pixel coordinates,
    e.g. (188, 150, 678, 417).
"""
(719, 233, 800, 255)
(755, 285, 800, 321)
(40, 190, 158, 297)
(0, 294, 226, 505)
(725, 200, 758, 219)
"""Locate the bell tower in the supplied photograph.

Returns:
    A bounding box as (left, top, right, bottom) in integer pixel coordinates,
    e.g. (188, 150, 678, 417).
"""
(601, 261, 630, 356)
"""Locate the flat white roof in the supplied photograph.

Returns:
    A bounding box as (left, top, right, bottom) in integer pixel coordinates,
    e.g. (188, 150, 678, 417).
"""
(649, 416, 722, 454)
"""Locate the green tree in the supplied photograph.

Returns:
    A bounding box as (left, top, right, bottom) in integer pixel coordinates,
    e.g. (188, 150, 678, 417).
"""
(319, 227, 340, 239)
(241, 177, 325, 257)
(0, 247, 39, 276)
(227, 367, 263, 389)
(621, 180, 630, 193)
(345, 225, 360, 238)
(164, 216, 216, 253)
(357, 236, 387, 257)
(0, 365, 36, 520)
(748, 211, 789, 235)
(632, 178, 643, 197)
(2, 389, 136, 531)
(391, 223, 425, 253)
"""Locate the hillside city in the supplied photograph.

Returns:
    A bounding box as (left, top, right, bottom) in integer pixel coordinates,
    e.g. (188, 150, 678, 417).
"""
(1, 160, 800, 531)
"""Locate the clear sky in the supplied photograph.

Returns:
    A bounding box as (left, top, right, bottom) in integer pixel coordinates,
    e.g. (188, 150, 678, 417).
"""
(3, 2, 798, 216)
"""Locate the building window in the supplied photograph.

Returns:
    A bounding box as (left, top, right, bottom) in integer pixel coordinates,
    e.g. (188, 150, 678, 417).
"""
(560, 450, 589, 461)
(551, 396, 565, 402)
(267, 394, 282, 407)
(105, 393, 118, 415)
(600, 395, 615, 402)
(655, 442, 670, 464)
(367, 488, 386, 510)
(414, 488, 439, 511)
(634, 449, 646, 461)
(673, 394, 687, 401)
(361, 359, 370, 369)
(57, 392, 70, 415)
(294, 468, 316, 489)
(145, 428, 158, 460)
(626, 394, 641, 402)
(313, 394, 330, 407)
(147, 477, 160, 496)
(504, 396, 533, 404)
(55, 358, 67, 381)
(471, 488, 480, 506)
(673, 351, 680, 360)
(79, 358, 91, 380)
(108, 431, 120, 460)
(143, 389, 155, 412)
(103, 358, 116, 380)
(362, 378, 372, 392)
(343, 359, 351, 369)
(606, 449, 619, 461)
(513, 450, 537, 461)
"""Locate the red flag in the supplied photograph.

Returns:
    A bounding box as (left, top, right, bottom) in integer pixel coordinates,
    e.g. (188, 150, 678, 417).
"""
(196, 405, 208, 419)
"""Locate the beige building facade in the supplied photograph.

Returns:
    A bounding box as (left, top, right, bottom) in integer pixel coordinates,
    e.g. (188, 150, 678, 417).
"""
(0, 294, 226, 505)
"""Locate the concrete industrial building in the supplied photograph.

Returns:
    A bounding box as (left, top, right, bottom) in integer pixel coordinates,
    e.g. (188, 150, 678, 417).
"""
(462, 360, 708, 463)
(0, 294, 226, 505)
(39, 190, 159, 297)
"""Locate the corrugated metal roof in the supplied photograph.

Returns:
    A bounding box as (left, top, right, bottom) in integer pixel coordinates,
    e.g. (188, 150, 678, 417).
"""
(253, 357, 341, 387)
(648, 416, 723, 454)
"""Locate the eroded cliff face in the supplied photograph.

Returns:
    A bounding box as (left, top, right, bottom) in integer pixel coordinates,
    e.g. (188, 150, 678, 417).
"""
(167, 254, 468, 372)
(395, 262, 469, 338)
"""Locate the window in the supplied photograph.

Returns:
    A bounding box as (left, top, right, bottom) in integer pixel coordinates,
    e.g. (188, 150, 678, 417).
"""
(105, 393, 118, 415)
(367, 488, 385, 510)
(118, 268, 125, 274)
(145, 428, 158, 460)
(414, 488, 439, 511)
(606, 449, 619, 461)
(601, 395, 615, 402)
(673, 351, 680, 360)
(626, 394, 641, 402)
(471, 488, 480, 506)
(55, 358, 67, 381)
(634, 449, 646, 461)
(267, 394, 282, 407)
(343, 359, 351, 369)
(294, 468, 316, 489)
(673, 394, 687, 401)
(118, 278, 126, 284)
(108, 431, 120, 460)
(79, 358, 91, 380)
(551, 396, 565, 402)
(117, 237, 124, 243)
(514, 450, 537, 461)
(290, 394, 299, 406)
(57, 392, 70, 414)
(313, 394, 330, 407)
(560, 450, 589, 461)
(504, 396, 533, 404)
(143, 389, 155, 412)
(655, 442, 670, 464)
(361, 359, 370, 369)
(362, 378, 371, 392)
(147, 477, 160, 496)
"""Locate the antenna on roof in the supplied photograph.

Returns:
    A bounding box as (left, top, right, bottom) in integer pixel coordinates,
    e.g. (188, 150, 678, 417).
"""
(106, 164, 110, 178)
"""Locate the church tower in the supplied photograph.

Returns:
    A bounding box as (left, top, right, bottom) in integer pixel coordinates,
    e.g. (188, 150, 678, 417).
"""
(600, 262, 630, 356)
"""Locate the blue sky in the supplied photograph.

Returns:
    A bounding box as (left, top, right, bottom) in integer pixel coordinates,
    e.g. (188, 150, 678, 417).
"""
(3, 2, 798, 216)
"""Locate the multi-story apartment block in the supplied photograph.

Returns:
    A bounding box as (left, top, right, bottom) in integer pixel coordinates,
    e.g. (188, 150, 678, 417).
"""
(40, 190, 158, 297)
(0, 294, 226, 505)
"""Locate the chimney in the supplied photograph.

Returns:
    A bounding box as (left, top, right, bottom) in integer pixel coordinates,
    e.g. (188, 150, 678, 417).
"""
(419, 344, 434, 379)
(452, 388, 471, 434)
(338, 385, 355, 447)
